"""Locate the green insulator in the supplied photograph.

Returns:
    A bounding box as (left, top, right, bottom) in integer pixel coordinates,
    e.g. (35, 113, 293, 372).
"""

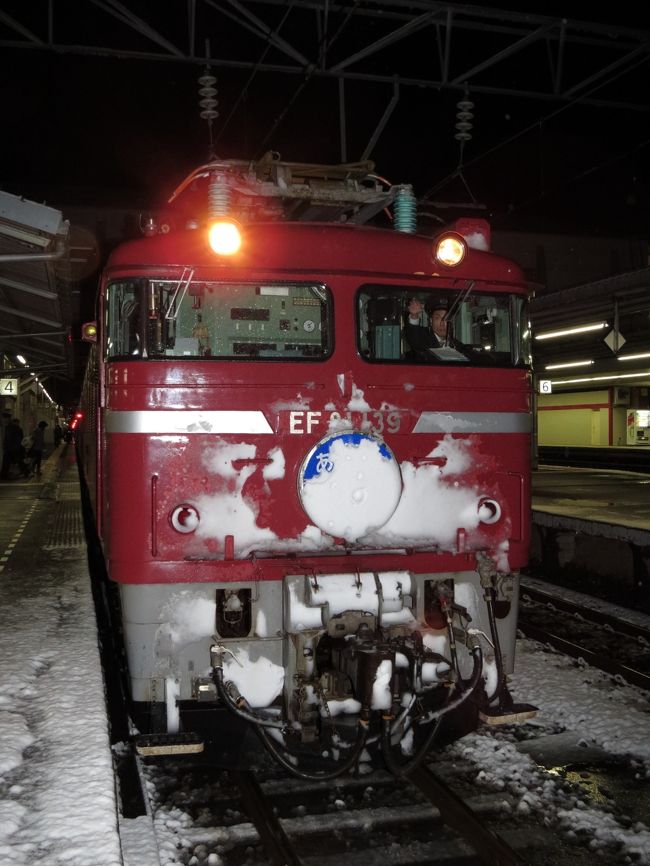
(394, 184, 417, 234)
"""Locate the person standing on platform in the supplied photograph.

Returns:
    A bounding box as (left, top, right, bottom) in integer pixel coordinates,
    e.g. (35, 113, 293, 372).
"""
(0, 411, 11, 472)
(27, 420, 48, 477)
(1, 418, 30, 479)
(53, 422, 63, 448)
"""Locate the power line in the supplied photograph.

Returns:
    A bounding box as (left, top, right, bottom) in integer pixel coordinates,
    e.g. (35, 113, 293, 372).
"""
(423, 52, 650, 201)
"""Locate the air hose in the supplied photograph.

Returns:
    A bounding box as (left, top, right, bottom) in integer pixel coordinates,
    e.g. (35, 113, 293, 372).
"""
(213, 664, 370, 780)
(380, 644, 483, 776)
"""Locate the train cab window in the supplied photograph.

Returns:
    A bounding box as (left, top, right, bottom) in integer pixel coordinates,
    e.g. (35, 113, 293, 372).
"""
(105, 278, 332, 361)
(106, 281, 144, 357)
(357, 286, 529, 367)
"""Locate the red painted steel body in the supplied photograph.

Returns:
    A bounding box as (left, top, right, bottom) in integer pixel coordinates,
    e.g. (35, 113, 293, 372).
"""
(76, 173, 534, 772)
(91, 223, 530, 586)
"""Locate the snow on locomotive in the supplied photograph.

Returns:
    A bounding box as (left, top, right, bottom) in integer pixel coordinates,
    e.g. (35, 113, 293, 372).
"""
(78, 155, 535, 776)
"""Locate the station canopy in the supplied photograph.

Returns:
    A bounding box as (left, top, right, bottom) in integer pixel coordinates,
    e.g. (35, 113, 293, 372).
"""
(0, 191, 74, 404)
(530, 270, 650, 392)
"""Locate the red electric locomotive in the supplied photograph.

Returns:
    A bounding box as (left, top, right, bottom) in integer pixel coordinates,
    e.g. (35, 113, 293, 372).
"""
(78, 155, 534, 777)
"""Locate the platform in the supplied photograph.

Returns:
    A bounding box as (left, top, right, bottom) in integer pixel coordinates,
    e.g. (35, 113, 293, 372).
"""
(0, 445, 122, 865)
(532, 464, 650, 541)
(537, 445, 650, 474)
(530, 465, 650, 613)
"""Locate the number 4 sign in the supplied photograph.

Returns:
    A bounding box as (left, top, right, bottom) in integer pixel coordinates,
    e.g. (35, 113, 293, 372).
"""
(0, 378, 18, 395)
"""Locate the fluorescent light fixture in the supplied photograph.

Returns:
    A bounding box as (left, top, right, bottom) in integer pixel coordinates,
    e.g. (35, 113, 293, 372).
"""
(550, 371, 649, 386)
(617, 352, 650, 361)
(535, 322, 607, 340)
(0, 223, 50, 248)
(16, 354, 27, 365)
(545, 360, 594, 370)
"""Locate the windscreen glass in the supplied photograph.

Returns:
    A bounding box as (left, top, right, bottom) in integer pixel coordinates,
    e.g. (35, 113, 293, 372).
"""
(357, 285, 530, 367)
(105, 277, 332, 360)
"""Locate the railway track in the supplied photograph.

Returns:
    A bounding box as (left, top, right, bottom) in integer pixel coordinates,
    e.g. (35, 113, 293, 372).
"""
(113, 579, 650, 866)
(518, 579, 650, 691)
(227, 766, 524, 865)
(148, 759, 525, 865)
(123, 750, 596, 866)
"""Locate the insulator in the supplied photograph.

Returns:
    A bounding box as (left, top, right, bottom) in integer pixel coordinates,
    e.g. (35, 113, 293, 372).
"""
(198, 71, 219, 123)
(455, 96, 473, 143)
(393, 184, 417, 234)
(208, 174, 231, 219)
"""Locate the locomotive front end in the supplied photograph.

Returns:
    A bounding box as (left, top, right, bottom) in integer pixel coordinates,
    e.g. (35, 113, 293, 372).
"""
(89, 157, 535, 776)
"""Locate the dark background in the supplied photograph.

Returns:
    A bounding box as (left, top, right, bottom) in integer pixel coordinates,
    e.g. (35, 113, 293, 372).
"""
(2, 2, 650, 236)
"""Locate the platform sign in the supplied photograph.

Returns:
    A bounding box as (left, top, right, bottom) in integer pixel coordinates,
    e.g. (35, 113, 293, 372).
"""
(539, 379, 552, 394)
(0, 378, 18, 396)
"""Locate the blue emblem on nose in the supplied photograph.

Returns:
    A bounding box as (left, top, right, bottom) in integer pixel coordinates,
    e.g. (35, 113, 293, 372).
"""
(302, 431, 393, 481)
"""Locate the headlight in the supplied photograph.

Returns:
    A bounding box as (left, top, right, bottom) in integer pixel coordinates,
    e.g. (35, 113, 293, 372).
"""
(208, 219, 242, 255)
(434, 232, 466, 267)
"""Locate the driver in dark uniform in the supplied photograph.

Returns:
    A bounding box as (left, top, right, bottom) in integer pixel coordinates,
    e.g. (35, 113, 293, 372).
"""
(404, 298, 463, 357)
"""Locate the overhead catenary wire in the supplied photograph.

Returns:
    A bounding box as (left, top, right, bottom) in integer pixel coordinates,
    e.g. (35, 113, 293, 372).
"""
(214, 0, 297, 149)
(423, 51, 650, 203)
(254, 0, 361, 158)
(502, 132, 650, 220)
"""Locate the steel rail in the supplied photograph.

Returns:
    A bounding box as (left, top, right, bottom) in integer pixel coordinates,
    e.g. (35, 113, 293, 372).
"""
(407, 764, 525, 866)
(520, 581, 650, 643)
(516, 618, 650, 692)
(229, 768, 304, 866)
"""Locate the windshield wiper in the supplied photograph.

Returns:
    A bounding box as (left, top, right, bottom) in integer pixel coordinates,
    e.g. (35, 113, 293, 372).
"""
(164, 267, 194, 320)
(445, 279, 474, 323)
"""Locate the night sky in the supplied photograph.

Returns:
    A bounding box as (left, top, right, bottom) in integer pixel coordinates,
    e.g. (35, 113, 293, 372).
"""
(2, 3, 650, 239)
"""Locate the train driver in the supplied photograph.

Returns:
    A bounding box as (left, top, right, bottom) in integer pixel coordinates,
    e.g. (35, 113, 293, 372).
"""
(404, 297, 464, 357)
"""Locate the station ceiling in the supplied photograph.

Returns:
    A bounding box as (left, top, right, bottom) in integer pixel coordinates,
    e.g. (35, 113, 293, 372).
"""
(2, 2, 650, 236)
(0, 192, 74, 405)
(530, 268, 650, 393)
(2, 2, 648, 116)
